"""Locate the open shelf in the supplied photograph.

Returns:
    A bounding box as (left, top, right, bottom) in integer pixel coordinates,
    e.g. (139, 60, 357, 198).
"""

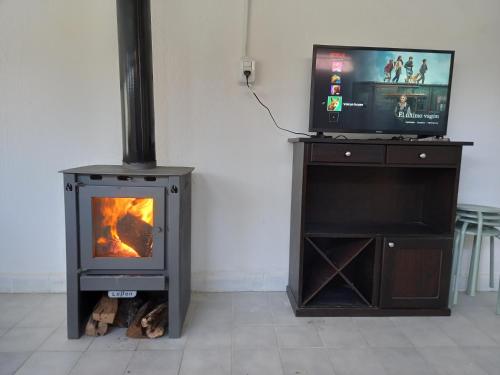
(301, 236, 376, 307)
(304, 166, 456, 236)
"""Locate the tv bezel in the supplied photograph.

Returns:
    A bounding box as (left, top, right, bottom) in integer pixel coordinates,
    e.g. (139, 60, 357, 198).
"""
(308, 44, 455, 136)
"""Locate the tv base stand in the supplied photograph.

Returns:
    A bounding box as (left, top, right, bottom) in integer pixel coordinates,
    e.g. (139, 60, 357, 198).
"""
(287, 138, 472, 316)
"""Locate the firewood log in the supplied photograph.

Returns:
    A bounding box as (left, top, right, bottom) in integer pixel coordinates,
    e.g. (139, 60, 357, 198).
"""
(85, 316, 108, 336)
(141, 303, 167, 328)
(115, 297, 144, 328)
(126, 301, 151, 338)
(92, 296, 118, 324)
(116, 213, 153, 257)
(141, 303, 168, 338)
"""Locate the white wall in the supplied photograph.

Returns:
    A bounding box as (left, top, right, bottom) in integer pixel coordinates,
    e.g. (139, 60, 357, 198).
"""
(0, 0, 499, 292)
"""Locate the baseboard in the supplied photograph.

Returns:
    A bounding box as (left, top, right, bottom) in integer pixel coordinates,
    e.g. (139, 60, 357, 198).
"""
(0, 271, 288, 293)
(0, 273, 66, 293)
(191, 271, 288, 292)
(0, 271, 496, 293)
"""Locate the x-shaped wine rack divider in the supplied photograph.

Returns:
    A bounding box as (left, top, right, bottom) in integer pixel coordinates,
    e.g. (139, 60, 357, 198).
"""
(302, 237, 375, 306)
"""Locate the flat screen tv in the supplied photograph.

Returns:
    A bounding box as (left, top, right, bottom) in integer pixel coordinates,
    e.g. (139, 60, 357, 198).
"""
(309, 45, 455, 136)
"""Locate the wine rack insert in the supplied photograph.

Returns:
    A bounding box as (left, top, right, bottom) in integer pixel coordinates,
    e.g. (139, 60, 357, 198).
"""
(301, 236, 377, 308)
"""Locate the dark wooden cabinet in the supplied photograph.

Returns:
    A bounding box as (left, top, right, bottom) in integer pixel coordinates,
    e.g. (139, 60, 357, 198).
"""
(287, 138, 472, 317)
(379, 237, 453, 309)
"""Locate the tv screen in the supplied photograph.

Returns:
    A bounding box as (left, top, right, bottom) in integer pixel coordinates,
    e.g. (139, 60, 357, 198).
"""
(309, 45, 454, 136)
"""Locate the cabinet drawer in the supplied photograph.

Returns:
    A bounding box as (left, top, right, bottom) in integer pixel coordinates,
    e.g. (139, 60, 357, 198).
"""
(387, 145, 460, 165)
(310, 144, 385, 164)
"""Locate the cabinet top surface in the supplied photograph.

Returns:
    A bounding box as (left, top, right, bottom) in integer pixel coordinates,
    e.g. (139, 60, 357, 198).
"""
(288, 138, 473, 146)
(61, 165, 194, 176)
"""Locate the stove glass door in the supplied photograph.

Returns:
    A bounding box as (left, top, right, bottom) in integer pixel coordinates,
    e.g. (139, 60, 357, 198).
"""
(79, 185, 165, 270)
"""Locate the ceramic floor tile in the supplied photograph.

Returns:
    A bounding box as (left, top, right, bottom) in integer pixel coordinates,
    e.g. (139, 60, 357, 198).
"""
(268, 292, 290, 310)
(474, 292, 498, 307)
(373, 347, 438, 375)
(232, 306, 274, 325)
(38, 324, 94, 351)
(355, 320, 413, 348)
(418, 347, 488, 375)
(232, 325, 277, 348)
(275, 325, 323, 348)
(125, 350, 182, 375)
(137, 333, 187, 350)
(16, 306, 66, 328)
(429, 314, 498, 347)
(185, 324, 231, 349)
(232, 348, 283, 375)
(15, 351, 81, 375)
(279, 348, 335, 375)
(0, 327, 54, 352)
(232, 292, 270, 310)
(464, 347, 500, 375)
(0, 352, 31, 375)
(0, 327, 8, 337)
(316, 320, 367, 349)
(398, 322, 457, 348)
(179, 348, 230, 375)
(193, 293, 233, 310)
(328, 348, 388, 375)
(0, 305, 32, 329)
(86, 328, 139, 351)
(69, 350, 133, 375)
(189, 305, 233, 326)
(271, 307, 311, 326)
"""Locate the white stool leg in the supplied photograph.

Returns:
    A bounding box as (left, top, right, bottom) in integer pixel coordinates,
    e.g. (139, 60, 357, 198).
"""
(490, 236, 495, 289)
(467, 213, 484, 296)
(453, 223, 468, 305)
(449, 229, 461, 307)
(466, 236, 477, 295)
(497, 277, 500, 315)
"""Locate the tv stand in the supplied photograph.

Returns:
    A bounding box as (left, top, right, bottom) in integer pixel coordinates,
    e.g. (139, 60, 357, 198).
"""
(287, 138, 472, 316)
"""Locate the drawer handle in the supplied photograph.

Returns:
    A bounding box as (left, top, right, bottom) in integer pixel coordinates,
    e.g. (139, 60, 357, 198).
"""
(388, 242, 395, 248)
(419, 153, 427, 159)
(345, 151, 352, 157)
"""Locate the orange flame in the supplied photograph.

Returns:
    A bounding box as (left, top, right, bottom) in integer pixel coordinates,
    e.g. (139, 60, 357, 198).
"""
(92, 197, 154, 258)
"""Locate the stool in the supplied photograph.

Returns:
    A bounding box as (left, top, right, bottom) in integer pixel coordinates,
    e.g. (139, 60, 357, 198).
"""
(449, 205, 500, 312)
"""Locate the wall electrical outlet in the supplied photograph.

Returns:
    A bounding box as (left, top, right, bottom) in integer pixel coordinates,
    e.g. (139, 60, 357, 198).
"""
(240, 57, 255, 84)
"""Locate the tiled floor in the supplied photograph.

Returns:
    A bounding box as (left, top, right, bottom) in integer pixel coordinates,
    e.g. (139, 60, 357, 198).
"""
(0, 292, 499, 375)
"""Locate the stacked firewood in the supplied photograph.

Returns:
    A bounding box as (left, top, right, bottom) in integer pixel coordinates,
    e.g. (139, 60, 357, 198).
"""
(85, 295, 168, 338)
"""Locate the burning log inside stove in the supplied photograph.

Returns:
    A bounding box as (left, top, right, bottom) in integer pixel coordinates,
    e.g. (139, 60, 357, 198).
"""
(116, 213, 153, 257)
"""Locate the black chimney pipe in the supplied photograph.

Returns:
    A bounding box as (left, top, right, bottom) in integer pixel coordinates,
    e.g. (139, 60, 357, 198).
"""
(116, 0, 156, 169)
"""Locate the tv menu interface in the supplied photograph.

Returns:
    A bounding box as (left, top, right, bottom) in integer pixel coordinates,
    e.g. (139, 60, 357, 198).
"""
(310, 46, 454, 134)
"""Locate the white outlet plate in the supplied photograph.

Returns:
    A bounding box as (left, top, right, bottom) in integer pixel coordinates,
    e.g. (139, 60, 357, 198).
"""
(240, 57, 255, 84)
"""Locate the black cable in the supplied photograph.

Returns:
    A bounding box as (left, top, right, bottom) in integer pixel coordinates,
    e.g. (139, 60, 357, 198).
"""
(245, 76, 310, 137)
(334, 134, 348, 139)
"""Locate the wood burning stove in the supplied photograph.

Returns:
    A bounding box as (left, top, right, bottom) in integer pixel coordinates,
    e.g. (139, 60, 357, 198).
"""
(61, 0, 193, 339)
(62, 166, 192, 339)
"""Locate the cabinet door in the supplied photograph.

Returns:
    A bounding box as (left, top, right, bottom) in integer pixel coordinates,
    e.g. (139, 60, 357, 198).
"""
(379, 237, 452, 309)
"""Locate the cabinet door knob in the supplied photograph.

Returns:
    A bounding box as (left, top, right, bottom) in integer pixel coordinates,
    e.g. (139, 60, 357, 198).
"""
(388, 242, 395, 248)
(419, 153, 427, 159)
(345, 151, 352, 157)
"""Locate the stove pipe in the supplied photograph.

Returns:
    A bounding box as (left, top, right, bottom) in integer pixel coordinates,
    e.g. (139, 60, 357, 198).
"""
(116, 0, 156, 169)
